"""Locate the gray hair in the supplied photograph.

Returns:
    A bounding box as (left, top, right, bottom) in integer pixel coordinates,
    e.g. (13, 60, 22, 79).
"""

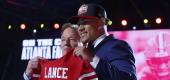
(61, 23, 78, 34)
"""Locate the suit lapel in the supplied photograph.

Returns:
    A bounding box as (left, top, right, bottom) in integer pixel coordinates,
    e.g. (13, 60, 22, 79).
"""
(93, 35, 115, 52)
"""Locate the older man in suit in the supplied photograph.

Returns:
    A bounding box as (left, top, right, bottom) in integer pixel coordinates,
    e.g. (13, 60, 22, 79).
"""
(22, 23, 80, 80)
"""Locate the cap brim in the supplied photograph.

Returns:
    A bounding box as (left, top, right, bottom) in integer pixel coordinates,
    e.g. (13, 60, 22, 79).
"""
(68, 16, 98, 24)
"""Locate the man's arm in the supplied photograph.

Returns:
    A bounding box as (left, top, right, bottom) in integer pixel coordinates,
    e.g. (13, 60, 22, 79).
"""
(22, 57, 43, 80)
(94, 41, 137, 80)
(22, 72, 31, 80)
(74, 40, 137, 80)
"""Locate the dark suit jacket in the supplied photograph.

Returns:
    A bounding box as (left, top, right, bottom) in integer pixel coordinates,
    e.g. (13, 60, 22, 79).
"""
(93, 35, 137, 80)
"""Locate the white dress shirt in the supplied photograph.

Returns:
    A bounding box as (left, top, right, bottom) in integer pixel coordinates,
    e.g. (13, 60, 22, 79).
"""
(90, 34, 107, 68)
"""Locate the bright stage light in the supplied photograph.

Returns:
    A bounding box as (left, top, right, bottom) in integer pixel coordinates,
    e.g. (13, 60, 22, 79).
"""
(121, 19, 127, 26)
(54, 23, 60, 29)
(156, 17, 162, 24)
(8, 25, 12, 30)
(20, 24, 26, 30)
(133, 26, 136, 30)
(33, 29, 37, 33)
(144, 19, 148, 24)
(107, 20, 112, 26)
(40, 24, 44, 29)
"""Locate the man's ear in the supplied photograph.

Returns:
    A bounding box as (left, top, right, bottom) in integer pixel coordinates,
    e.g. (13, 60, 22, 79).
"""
(100, 18, 106, 25)
(97, 18, 105, 30)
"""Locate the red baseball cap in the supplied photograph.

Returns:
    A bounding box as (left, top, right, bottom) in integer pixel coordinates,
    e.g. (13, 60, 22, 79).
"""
(68, 3, 107, 24)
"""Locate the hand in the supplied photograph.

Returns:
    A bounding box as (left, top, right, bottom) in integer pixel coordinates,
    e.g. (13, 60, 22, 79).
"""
(25, 56, 44, 78)
(74, 46, 94, 62)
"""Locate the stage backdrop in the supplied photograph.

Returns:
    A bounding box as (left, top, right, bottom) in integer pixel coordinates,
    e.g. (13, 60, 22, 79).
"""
(20, 29, 170, 80)
(109, 29, 170, 80)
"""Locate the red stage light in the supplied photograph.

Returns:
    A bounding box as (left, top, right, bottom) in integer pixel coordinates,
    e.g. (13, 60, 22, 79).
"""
(20, 24, 26, 30)
(54, 23, 60, 29)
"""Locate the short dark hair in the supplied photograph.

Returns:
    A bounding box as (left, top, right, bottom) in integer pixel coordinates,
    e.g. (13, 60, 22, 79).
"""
(61, 23, 78, 34)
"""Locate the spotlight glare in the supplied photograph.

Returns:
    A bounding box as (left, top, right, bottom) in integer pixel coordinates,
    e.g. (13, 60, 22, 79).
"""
(40, 24, 44, 28)
(20, 24, 26, 30)
(8, 25, 12, 30)
(133, 26, 136, 30)
(121, 19, 127, 26)
(33, 29, 37, 33)
(54, 23, 60, 29)
(156, 17, 162, 24)
(144, 19, 148, 24)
